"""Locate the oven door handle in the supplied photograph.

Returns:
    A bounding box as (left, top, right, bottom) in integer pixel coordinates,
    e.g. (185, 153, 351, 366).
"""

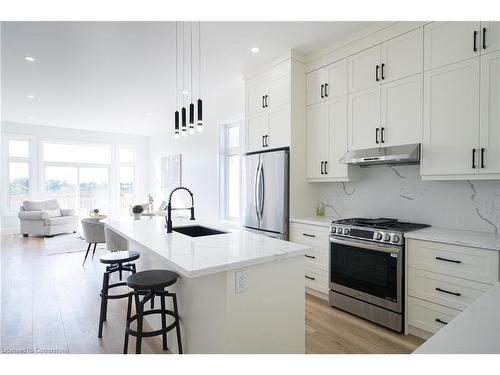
(329, 236, 401, 254)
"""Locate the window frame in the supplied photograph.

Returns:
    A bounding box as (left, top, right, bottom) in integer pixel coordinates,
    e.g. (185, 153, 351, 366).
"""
(118, 145, 136, 215)
(219, 121, 243, 223)
(3, 135, 34, 214)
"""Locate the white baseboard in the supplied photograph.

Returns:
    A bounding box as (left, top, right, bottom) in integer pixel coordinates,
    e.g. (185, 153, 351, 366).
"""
(1, 227, 20, 235)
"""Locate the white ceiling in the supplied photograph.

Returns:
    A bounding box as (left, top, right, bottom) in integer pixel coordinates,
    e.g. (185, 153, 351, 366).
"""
(1, 21, 372, 135)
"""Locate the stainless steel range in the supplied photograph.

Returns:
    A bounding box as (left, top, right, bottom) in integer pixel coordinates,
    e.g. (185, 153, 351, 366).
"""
(329, 218, 429, 332)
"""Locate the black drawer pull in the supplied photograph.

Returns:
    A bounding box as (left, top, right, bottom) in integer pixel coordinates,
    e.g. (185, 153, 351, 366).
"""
(474, 30, 478, 52)
(436, 287, 461, 297)
(375, 65, 379, 82)
(483, 27, 487, 50)
(302, 233, 316, 238)
(305, 254, 316, 259)
(481, 147, 485, 168)
(435, 318, 448, 325)
(435, 256, 462, 264)
(305, 275, 316, 281)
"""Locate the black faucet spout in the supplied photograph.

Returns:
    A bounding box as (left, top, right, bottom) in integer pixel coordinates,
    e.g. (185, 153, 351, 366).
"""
(165, 186, 195, 233)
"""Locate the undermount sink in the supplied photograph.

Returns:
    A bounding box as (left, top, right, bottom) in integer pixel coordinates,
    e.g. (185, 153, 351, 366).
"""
(172, 225, 228, 237)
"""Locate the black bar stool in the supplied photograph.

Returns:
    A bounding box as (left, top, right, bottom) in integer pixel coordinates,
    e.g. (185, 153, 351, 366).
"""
(98, 250, 140, 338)
(123, 269, 182, 354)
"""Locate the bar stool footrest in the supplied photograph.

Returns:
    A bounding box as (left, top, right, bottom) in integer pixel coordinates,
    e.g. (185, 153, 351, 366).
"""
(126, 309, 179, 338)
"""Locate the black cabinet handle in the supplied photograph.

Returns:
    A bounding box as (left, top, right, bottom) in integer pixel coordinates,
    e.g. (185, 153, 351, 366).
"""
(320, 161, 324, 175)
(324, 160, 328, 174)
(381, 63, 385, 80)
(472, 148, 476, 169)
(435, 318, 448, 325)
(302, 233, 316, 238)
(474, 30, 478, 52)
(262, 96, 265, 108)
(375, 65, 380, 82)
(305, 275, 316, 281)
(262, 135, 265, 148)
(265, 95, 268, 108)
(321, 84, 324, 99)
(435, 256, 462, 264)
(305, 254, 316, 259)
(375, 128, 380, 144)
(265, 135, 269, 147)
(483, 27, 487, 50)
(481, 148, 485, 168)
(380, 127, 385, 143)
(324, 83, 329, 97)
(436, 287, 462, 297)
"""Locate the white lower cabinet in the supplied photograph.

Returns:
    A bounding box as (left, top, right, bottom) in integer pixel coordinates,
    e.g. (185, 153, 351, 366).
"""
(406, 239, 499, 338)
(290, 222, 330, 297)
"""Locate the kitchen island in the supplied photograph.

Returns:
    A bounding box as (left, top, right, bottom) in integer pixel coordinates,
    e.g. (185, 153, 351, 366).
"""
(105, 216, 308, 354)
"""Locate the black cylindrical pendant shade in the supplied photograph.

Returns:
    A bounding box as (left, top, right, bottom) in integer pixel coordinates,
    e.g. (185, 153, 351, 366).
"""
(197, 99, 203, 123)
(181, 107, 186, 128)
(174, 110, 180, 131)
(189, 103, 194, 125)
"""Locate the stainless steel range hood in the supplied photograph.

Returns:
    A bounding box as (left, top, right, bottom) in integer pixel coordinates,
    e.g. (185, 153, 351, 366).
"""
(339, 143, 420, 167)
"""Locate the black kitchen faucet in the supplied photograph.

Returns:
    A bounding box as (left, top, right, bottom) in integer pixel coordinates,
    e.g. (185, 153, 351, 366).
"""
(165, 186, 195, 233)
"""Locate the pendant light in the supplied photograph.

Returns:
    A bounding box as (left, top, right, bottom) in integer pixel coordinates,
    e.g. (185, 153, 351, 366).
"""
(181, 22, 187, 137)
(174, 22, 180, 139)
(188, 23, 195, 134)
(197, 22, 203, 132)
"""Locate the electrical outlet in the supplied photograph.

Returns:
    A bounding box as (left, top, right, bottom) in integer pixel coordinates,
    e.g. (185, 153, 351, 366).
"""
(235, 270, 248, 293)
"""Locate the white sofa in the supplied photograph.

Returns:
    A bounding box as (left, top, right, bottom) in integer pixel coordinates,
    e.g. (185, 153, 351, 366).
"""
(18, 199, 79, 237)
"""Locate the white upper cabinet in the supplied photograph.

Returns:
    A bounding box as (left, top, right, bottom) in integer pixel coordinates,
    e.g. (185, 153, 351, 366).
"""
(326, 96, 348, 178)
(381, 28, 423, 83)
(306, 59, 347, 105)
(348, 86, 380, 150)
(245, 61, 292, 153)
(422, 58, 480, 176)
(306, 102, 328, 179)
(380, 74, 422, 147)
(479, 50, 500, 175)
(247, 82, 268, 117)
(481, 22, 500, 54)
(349, 45, 381, 93)
(424, 22, 481, 71)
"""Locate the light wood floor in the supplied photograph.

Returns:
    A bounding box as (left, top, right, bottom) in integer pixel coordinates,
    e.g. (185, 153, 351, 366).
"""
(1, 234, 424, 354)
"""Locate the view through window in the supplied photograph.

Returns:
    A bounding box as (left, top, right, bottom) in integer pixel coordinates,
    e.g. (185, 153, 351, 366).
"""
(219, 123, 242, 221)
(7, 140, 31, 210)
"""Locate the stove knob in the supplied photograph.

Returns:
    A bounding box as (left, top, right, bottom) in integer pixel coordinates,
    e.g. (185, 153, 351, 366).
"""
(344, 228, 350, 235)
(384, 233, 391, 242)
(375, 232, 383, 241)
(331, 227, 337, 234)
(393, 234, 400, 243)
(337, 228, 343, 234)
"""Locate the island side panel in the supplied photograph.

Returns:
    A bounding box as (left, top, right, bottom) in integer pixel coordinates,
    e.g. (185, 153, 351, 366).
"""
(128, 239, 305, 353)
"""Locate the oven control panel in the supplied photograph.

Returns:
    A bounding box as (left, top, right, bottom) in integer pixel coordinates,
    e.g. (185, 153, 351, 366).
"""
(331, 225, 404, 245)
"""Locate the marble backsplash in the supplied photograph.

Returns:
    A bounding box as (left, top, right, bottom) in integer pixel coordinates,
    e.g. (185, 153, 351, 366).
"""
(318, 165, 500, 234)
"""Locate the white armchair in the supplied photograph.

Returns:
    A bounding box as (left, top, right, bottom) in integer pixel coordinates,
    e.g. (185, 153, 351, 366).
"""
(18, 199, 79, 237)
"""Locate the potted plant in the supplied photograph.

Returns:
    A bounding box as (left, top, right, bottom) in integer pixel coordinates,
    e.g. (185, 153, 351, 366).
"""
(89, 208, 100, 217)
(132, 205, 144, 220)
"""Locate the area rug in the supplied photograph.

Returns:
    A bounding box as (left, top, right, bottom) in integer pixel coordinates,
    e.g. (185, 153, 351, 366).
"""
(45, 233, 106, 255)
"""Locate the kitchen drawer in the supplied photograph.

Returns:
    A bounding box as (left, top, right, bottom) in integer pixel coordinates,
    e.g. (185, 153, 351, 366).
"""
(304, 247, 328, 272)
(408, 267, 492, 311)
(290, 223, 330, 250)
(408, 296, 461, 334)
(407, 239, 499, 284)
(304, 266, 329, 294)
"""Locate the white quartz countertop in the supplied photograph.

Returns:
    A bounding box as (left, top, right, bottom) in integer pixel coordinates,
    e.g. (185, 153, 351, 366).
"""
(290, 216, 334, 228)
(414, 282, 500, 354)
(404, 227, 500, 251)
(105, 216, 308, 278)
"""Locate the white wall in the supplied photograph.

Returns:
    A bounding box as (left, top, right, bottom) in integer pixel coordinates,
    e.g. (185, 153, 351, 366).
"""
(1, 122, 150, 233)
(149, 77, 245, 223)
(318, 165, 500, 234)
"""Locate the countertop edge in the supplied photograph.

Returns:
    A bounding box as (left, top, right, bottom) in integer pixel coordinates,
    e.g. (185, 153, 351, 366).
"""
(290, 217, 333, 228)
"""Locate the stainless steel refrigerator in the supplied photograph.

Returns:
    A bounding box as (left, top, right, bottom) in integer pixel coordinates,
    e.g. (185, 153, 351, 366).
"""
(243, 149, 289, 240)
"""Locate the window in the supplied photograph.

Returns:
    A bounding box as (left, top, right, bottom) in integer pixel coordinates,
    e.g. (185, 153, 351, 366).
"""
(42, 141, 111, 216)
(119, 146, 135, 215)
(7, 139, 31, 210)
(219, 123, 242, 221)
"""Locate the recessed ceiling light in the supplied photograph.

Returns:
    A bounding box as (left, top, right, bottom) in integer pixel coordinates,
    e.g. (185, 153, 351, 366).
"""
(146, 112, 152, 117)
(251, 47, 259, 53)
(25, 56, 36, 62)
(182, 90, 189, 95)
(29, 115, 35, 119)
(27, 95, 35, 99)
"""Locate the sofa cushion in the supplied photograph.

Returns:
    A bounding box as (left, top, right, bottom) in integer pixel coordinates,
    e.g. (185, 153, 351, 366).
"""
(46, 208, 62, 218)
(44, 215, 79, 226)
(23, 199, 60, 211)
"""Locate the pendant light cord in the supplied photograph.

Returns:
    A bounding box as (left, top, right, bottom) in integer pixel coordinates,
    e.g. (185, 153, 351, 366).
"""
(182, 22, 185, 107)
(198, 21, 201, 98)
(175, 22, 178, 109)
(190, 22, 193, 103)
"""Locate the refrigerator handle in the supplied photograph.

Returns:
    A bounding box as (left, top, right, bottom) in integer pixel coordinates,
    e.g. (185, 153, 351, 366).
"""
(259, 162, 265, 219)
(254, 160, 261, 221)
